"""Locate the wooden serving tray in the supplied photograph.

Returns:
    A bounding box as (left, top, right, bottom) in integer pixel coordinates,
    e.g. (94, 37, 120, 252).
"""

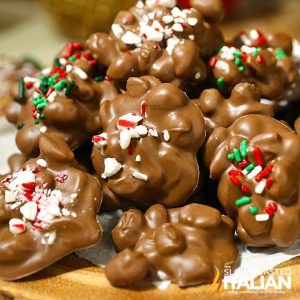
(1, 255, 300, 300)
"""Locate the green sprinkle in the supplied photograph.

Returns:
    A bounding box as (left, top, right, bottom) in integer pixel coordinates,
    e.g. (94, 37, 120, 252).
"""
(239, 66, 245, 72)
(65, 80, 76, 97)
(54, 58, 60, 67)
(275, 48, 287, 60)
(36, 102, 48, 110)
(245, 163, 255, 172)
(34, 119, 40, 125)
(235, 58, 242, 65)
(39, 114, 46, 120)
(233, 50, 242, 57)
(39, 76, 48, 83)
(39, 85, 48, 94)
(68, 55, 75, 62)
(53, 79, 67, 91)
(235, 196, 251, 206)
(95, 75, 104, 82)
(253, 50, 259, 57)
(51, 73, 59, 81)
(217, 77, 225, 89)
(240, 140, 248, 158)
(228, 153, 234, 160)
(17, 123, 24, 129)
(249, 206, 258, 214)
(233, 148, 242, 162)
(19, 79, 25, 101)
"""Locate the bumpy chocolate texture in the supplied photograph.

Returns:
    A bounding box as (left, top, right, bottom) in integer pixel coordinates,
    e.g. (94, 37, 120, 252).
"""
(204, 114, 300, 247)
(105, 203, 238, 287)
(209, 29, 298, 100)
(0, 133, 102, 280)
(87, 0, 223, 89)
(192, 83, 274, 133)
(91, 76, 206, 209)
(5, 42, 119, 158)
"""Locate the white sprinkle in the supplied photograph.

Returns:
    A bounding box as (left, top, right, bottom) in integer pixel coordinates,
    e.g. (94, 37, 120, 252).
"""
(240, 34, 252, 46)
(74, 67, 88, 80)
(242, 169, 249, 176)
(162, 129, 170, 142)
(260, 98, 273, 105)
(171, 7, 181, 17)
(66, 64, 73, 73)
(102, 158, 122, 178)
(215, 60, 230, 73)
(135, 125, 148, 136)
(148, 12, 155, 20)
(33, 82, 40, 88)
(5, 190, 17, 204)
(121, 31, 142, 45)
(20, 202, 38, 221)
(71, 212, 77, 218)
(241, 45, 256, 54)
(47, 91, 57, 103)
(70, 193, 78, 199)
(249, 29, 259, 40)
(187, 17, 198, 26)
(132, 170, 148, 181)
(255, 214, 270, 222)
(149, 128, 158, 137)
(136, 0, 144, 8)
(162, 15, 173, 24)
(159, 0, 176, 8)
(41, 68, 51, 76)
(62, 208, 71, 217)
(59, 58, 67, 66)
(36, 158, 48, 168)
(23, 76, 40, 83)
(188, 34, 195, 40)
(46, 231, 57, 245)
(39, 126, 48, 133)
(135, 155, 141, 162)
(194, 72, 201, 80)
(9, 219, 26, 234)
(247, 166, 263, 179)
(112, 24, 124, 39)
(255, 180, 267, 194)
(172, 23, 183, 32)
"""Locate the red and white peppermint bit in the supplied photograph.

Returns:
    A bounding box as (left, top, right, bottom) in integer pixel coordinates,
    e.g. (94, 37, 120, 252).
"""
(55, 173, 68, 183)
(36, 159, 47, 168)
(102, 158, 122, 179)
(117, 113, 143, 130)
(2, 166, 77, 238)
(141, 101, 147, 118)
(9, 219, 26, 234)
(92, 133, 108, 148)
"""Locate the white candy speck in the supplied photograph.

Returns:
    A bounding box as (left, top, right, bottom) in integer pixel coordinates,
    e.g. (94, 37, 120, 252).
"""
(149, 128, 158, 137)
(47, 91, 57, 103)
(59, 58, 67, 66)
(24, 76, 40, 83)
(120, 129, 132, 149)
(141, 25, 164, 42)
(255, 180, 267, 194)
(171, 7, 181, 17)
(194, 72, 201, 80)
(41, 68, 51, 76)
(250, 29, 259, 40)
(247, 165, 263, 179)
(20, 202, 38, 221)
(9, 219, 26, 234)
(121, 31, 142, 45)
(255, 214, 270, 222)
(46, 231, 57, 245)
(74, 67, 88, 80)
(36, 158, 47, 168)
(187, 17, 198, 26)
(135, 125, 148, 136)
(148, 12, 155, 20)
(39, 126, 48, 133)
(135, 155, 141, 162)
(66, 65, 73, 73)
(112, 24, 124, 39)
(172, 23, 183, 32)
(159, 0, 176, 8)
(166, 37, 179, 55)
(5, 190, 17, 204)
(132, 170, 148, 181)
(162, 129, 170, 142)
(215, 60, 230, 73)
(240, 34, 252, 46)
(70, 193, 78, 199)
(47, 204, 61, 217)
(102, 158, 122, 178)
(62, 208, 71, 217)
(162, 15, 173, 24)
(189, 34, 195, 40)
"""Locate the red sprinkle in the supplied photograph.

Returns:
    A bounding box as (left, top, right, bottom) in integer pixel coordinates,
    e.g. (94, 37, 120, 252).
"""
(230, 175, 241, 186)
(35, 88, 42, 94)
(254, 36, 267, 47)
(24, 191, 33, 201)
(228, 170, 244, 177)
(266, 177, 273, 189)
(45, 87, 54, 98)
(75, 52, 81, 59)
(238, 160, 249, 169)
(127, 144, 135, 156)
(255, 174, 263, 182)
(253, 147, 264, 166)
(240, 185, 250, 194)
(64, 43, 74, 59)
(73, 42, 84, 50)
(13, 224, 25, 230)
(265, 201, 278, 216)
(25, 82, 33, 89)
(256, 54, 264, 64)
(89, 59, 97, 65)
(83, 52, 92, 59)
(209, 57, 218, 68)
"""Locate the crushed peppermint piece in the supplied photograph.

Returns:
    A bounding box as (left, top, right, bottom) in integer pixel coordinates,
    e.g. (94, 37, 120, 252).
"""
(172, 23, 183, 32)
(117, 113, 143, 130)
(20, 202, 38, 221)
(121, 31, 142, 45)
(187, 17, 198, 26)
(102, 158, 122, 178)
(45, 231, 57, 245)
(132, 170, 148, 181)
(92, 133, 108, 149)
(149, 128, 158, 137)
(9, 219, 26, 234)
(5, 190, 17, 204)
(70, 193, 78, 199)
(135, 155, 141, 162)
(36, 158, 48, 168)
(112, 24, 124, 39)
(135, 125, 148, 136)
(162, 129, 170, 142)
(162, 15, 173, 24)
(119, 129, 132, 149)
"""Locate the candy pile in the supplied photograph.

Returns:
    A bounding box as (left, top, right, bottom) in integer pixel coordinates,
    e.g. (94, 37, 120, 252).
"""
(0, 0, 300, 290)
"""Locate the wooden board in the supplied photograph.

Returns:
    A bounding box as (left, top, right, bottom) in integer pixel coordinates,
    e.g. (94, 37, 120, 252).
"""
(0, 254, 300, 300)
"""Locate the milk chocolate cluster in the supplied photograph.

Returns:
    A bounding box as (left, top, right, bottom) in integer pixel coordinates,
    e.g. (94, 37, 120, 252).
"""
(5, 42, 119, 158)
(204, 114, 300, 247)
(209, 29, 298, 100)
(105, 203, 238, 287)
(0, 133, 102, 280)
(192, 83, 274, 134)
(87, 0, 224, 89)
(91, 76, 205, 209)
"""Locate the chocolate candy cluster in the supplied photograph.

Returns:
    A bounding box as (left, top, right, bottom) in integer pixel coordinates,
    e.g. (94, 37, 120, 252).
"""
(1, 0, 300, 289)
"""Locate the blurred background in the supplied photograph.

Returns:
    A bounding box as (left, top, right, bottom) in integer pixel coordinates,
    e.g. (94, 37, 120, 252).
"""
(0, 0, 299, 65)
